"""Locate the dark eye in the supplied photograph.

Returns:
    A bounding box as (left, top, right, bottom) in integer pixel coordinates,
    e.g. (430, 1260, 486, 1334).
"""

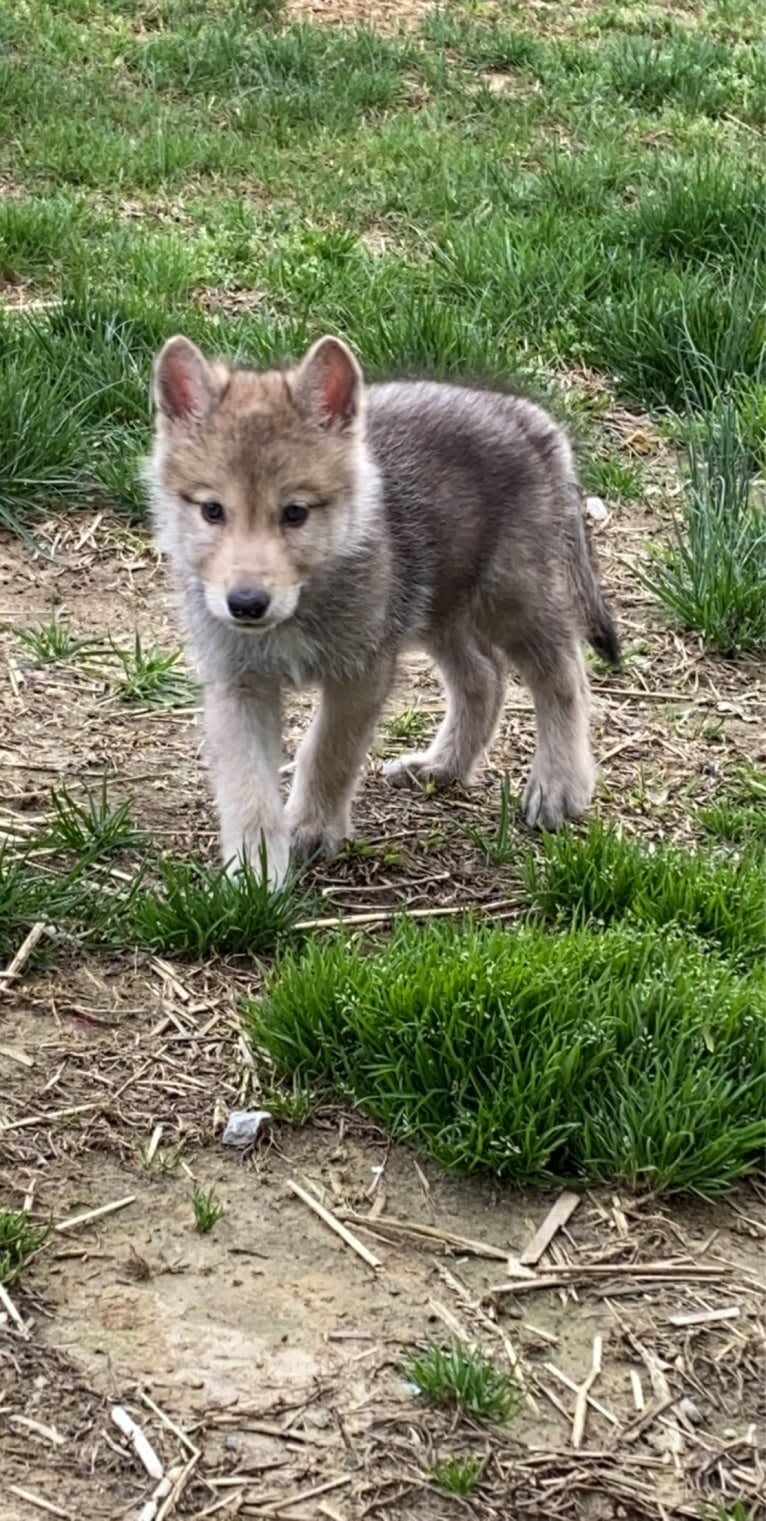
(201, 500, 225, 524)
(282, 503, 309, 528)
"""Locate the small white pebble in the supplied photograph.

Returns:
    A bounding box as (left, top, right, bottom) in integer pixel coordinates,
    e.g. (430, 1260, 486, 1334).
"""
(585, 495, 608, 522)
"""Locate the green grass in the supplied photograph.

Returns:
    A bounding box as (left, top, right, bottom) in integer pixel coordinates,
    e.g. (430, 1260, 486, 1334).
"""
(126, 853, 307, 957)
(463, 774, 518, 865)
(428, 1453, 483, 1496)
(383, 707, 431, 747)
(247, 913, 765, 1193)
(39, 782, 141, 858)
(191, 1184, 223, 1233)
(647, 398, 766, 654)
(0, 803, 306, 962)
(699, 766, 766, 846)
(0, 1209, 49, 1285)
(525, 821, 766, 968)
(0, 1, 764, 536)
(107, 635, 199, 708)
(17, 614, 89, 664)
(404, 1342, 520, 1425)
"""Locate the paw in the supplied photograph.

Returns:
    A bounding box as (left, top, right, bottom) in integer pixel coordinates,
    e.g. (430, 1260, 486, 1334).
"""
(382, 754, 459, 791)
(289, 822, 345, 864)
(224, 830, 290, 889)
(522, 754, 595, 830)
(285, 800, 350, 864)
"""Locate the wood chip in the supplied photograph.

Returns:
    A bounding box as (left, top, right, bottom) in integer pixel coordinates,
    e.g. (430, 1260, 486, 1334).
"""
(254, 1474, 352, 1515)
(9, 1415, 64, 1446)
(8, 1488, 74, 1520)
(54, 1195, 135, 1234)
(667, 1306, 739, 1328)
(111, 1405, 164, 1480)
(287, 1181, 382, 1271)
(542, 1361, 619, 1427)
(294, 898, 519, 931)
(344, 1211, 508, 1260)
(0, 1279, 30, 1339)
(572, 1334, 603, 1449)
(0, 921, 47, 985)
(520, 1192, 580, 1266)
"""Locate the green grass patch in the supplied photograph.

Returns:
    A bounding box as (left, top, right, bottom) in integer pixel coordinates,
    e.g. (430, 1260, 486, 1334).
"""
(126, 854, 307, 958)
(463, 774, 518, 866)
(699, 766, 766, 846)
(191, 1184, 224, 1233)
(646, 398, 766, 655)
(107, 635, 199, 708)
(1, 4, 766, 542)
(525, 821, 765, 967)
(247, 915, 765, 1193)
(17, 614, 93, 665)
(404, 1342, 520, 1425)
(0, 1209, 49, 1286)
(428, 1453, 483, 1495)
(38, 782, 142, 859)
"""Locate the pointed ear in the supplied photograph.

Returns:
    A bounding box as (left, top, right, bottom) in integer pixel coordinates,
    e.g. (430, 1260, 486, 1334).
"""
(291, 336, 363, 431)
(153, 336, 223, 424)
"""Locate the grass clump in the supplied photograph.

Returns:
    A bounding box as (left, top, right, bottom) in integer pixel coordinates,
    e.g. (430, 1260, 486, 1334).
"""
(247, 915, 765, 1193)
(40, 782, 141, 859)
(463, 774, 517, 865)
(108, 635, 199, 708)
(404, 1342, 520, 1425)
(0, 1209, 48, 1285)
(191, 1185, 224, 1233)
(647, 399, 766, 655)
(127, 853, 306, 958)
(700, 766, 766, 847)
(525, 821, 766, 968)
(17, 614, 88, 664)
(428, 1453, 483, 1495)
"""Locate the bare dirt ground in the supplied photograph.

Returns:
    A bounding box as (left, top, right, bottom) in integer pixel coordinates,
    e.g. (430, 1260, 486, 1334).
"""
(1, 410, 765, 1519)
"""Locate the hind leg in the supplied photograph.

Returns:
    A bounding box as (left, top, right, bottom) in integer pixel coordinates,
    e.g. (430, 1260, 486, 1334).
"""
(384, 632, 506, 789)
(509, 625, 595, 828)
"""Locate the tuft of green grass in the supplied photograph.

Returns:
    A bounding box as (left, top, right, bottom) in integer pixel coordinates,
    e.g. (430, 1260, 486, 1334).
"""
(107, 635, 198, 708)
(383, 707, 431, 747)
(463, 774, 518, 865)
(17, 614, 87, 664)
(404, 1342, 520, 1425)
(191, 1185, 223, 1234)
(428, 1453, 483, 1495)
(699, 766, 766, 847)
(0, 1208, 49, 1285)
(583, 453, 642, 503)
(248, 914, 765, 1193)
(0, 849, 49, 960)
(646, 398, 766, 655)
(39, 781, 141, 858)
(525, 821, 766, 968)
(127, 852, 306, 958)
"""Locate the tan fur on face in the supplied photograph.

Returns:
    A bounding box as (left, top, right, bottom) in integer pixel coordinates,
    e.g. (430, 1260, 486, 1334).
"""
(155, 366, 362, 630)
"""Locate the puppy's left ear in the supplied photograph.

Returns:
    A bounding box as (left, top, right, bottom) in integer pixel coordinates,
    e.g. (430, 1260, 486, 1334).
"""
(291, 336, 363, 432)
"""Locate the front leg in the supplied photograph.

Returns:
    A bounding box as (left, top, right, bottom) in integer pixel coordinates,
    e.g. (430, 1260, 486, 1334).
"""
(204, 680, 289, 886)
(286, 663, 394, 862)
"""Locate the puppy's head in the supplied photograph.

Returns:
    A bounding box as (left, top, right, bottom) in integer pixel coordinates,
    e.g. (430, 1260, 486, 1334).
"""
(147, 333, 367, 632)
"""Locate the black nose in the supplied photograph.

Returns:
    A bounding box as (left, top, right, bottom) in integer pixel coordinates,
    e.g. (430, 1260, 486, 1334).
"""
(227, 586, 271, 622)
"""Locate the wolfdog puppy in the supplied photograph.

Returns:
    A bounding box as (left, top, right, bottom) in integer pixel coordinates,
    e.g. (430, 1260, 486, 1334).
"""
(146, 333, 619, 884)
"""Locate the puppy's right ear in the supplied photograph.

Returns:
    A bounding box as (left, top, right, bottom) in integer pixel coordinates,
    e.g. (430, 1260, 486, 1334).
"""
(153, 336, 223, 424)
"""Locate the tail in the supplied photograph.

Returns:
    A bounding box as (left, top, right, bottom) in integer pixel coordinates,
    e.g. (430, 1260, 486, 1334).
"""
(567, 509, 621, 667)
